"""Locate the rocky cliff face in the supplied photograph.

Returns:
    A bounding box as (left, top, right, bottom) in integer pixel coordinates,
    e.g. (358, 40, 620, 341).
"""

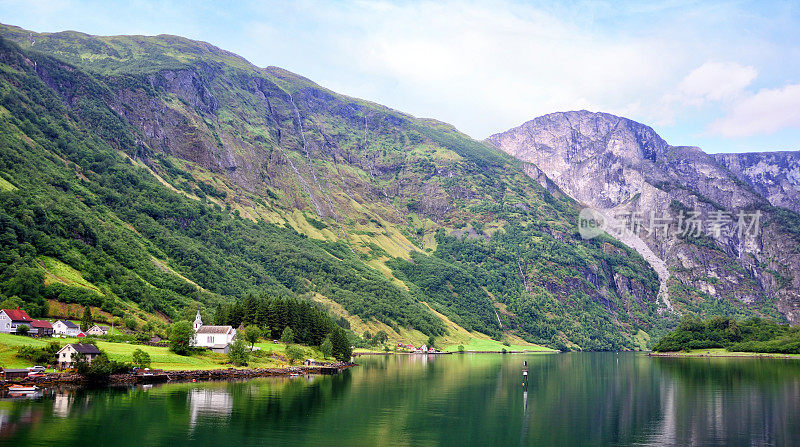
(714, 151, 800, 214)
(488, 111, 800, 323)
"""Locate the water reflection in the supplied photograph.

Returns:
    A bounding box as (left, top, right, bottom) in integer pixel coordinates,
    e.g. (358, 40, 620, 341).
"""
(52, 392, 71, 418)
(188, 389, 233, 428)
(643, 357, 800, 446)
(0, 353, 798, 446)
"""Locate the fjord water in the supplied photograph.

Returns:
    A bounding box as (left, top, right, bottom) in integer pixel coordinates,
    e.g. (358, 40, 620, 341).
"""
(2, 353, 799, 446)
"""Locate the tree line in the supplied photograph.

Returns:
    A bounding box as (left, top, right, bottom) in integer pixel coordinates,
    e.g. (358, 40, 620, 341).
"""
(652, 316, 799, 354)
(212, 294, 352, 361)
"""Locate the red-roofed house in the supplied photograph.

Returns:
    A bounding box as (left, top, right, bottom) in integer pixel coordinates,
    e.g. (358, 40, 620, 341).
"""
(30, 320, 54, 337)
(0, 308, 33, 334)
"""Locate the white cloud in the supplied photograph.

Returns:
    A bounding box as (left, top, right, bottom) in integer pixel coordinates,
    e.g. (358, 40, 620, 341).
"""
(4, 0, 800, 150)
(309, 0, 683, 137)
(666, 61, 757, 106)
(708, 83, 800, 137)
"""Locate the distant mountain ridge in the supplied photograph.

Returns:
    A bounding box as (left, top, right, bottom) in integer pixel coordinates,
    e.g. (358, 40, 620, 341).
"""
(488, 110, 800, 324)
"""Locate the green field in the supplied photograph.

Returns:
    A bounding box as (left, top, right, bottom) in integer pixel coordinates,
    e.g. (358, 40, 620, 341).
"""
(352, 335, 556, 354)
(0, 333, 330, 371)
(0, 333, 53, 368)
(442, 338, 556, 353)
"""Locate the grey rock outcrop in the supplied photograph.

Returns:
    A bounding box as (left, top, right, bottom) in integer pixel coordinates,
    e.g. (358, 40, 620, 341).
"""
(714, 151, 800, 214)
(488, 111, 800, 323)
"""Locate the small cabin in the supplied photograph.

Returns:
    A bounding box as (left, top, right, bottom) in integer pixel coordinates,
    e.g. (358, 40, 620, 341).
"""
(30, 320, 54, 337)
(2, 368, 30, 380)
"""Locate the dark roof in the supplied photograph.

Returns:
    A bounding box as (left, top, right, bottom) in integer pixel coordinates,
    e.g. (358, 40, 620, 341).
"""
(196, 325, 233, 334)
(58, 320, 79, 329)
(30, 320, 52, 328)
(2, 308, 32, 322)
(69, 343, 102, 355)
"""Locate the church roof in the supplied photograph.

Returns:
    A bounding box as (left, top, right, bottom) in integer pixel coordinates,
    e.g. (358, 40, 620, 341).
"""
(196, 325, 234, 334)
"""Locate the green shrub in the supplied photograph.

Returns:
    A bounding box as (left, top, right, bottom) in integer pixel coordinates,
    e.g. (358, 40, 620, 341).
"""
(131, 349, 151, 368)
(227, 339, 250, 366)
(169, 321, 194, 355)
(320, 337, 333, 358)
(284, 344, 304, 364)
(280, 326, 294, 344)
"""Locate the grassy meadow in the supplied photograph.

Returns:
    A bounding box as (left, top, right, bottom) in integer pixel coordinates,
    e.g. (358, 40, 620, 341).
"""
(0, 333, 330, 371)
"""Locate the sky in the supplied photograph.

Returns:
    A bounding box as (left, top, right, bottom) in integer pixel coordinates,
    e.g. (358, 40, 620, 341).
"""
(1, 0, 799, 153)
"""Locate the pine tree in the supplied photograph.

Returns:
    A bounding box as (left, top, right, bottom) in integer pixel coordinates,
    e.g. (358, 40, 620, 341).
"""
(80, 306, 93, 331)
(330, 328, 352, 362)
(320, 337, 333, 358)
(281, 326, 294, 343)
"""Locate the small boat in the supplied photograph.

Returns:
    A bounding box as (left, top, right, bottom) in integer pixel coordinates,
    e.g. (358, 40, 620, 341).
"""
(7, 385, 38, 393)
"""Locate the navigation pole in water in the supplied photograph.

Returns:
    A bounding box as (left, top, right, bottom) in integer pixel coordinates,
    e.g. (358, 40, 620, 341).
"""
(522, 360, 528, 387)
(521, 360, 531, 444)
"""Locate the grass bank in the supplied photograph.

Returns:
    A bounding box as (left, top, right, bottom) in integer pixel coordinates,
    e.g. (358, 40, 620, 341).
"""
(0, 333, 330, 371)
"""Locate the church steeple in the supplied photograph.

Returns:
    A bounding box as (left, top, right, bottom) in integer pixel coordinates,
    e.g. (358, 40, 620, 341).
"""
(193, 310, 203, 331)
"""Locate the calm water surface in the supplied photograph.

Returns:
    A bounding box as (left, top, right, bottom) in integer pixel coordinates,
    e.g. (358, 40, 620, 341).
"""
(2, 352, 799, 446)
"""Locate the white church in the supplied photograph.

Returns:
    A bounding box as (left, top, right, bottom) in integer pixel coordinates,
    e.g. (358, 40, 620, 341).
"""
(193, 311, 236, 353)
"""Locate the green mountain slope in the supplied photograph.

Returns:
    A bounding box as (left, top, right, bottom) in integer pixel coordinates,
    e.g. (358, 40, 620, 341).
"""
(0, 24, 665, 349)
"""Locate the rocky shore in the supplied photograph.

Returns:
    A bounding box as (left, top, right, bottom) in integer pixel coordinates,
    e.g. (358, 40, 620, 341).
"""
(2, 363, 356, 388)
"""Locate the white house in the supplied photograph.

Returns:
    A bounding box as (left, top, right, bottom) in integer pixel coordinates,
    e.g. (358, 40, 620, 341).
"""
(192, 311, 236, 353)
(52, 320, 81, 337)
(0, 308, 33, 334)
(55, 343, 102, 369)
(86, 325, 109, 336)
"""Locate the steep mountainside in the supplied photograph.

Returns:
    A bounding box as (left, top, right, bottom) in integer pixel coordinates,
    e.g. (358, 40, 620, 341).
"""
(714, 151, 800, 214)
(0, 25, 666, 350)
(488, 111, 800, 324)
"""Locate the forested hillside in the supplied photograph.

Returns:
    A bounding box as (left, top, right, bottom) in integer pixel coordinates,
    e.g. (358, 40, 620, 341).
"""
(0, 36, 442, 336)
(0, 24, 667, 349)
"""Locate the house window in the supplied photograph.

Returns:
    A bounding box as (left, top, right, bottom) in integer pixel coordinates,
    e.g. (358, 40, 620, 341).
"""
(207, 336, 214, 343)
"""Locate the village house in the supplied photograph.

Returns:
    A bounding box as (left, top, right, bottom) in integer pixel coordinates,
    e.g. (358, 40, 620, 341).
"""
(0, 308, 33, 334)
(52, 320, 81, 337)
(86, 325, 109, 336)
(56, 343, 102, 369)
(30, 320, 54, 337)
(192, 311, 236, 353)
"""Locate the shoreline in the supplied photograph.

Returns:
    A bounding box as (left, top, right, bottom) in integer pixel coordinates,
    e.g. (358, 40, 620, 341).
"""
(2, 363, 356, 389)
(648, 351, 800, 359)
(352, 350, 555, 356)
